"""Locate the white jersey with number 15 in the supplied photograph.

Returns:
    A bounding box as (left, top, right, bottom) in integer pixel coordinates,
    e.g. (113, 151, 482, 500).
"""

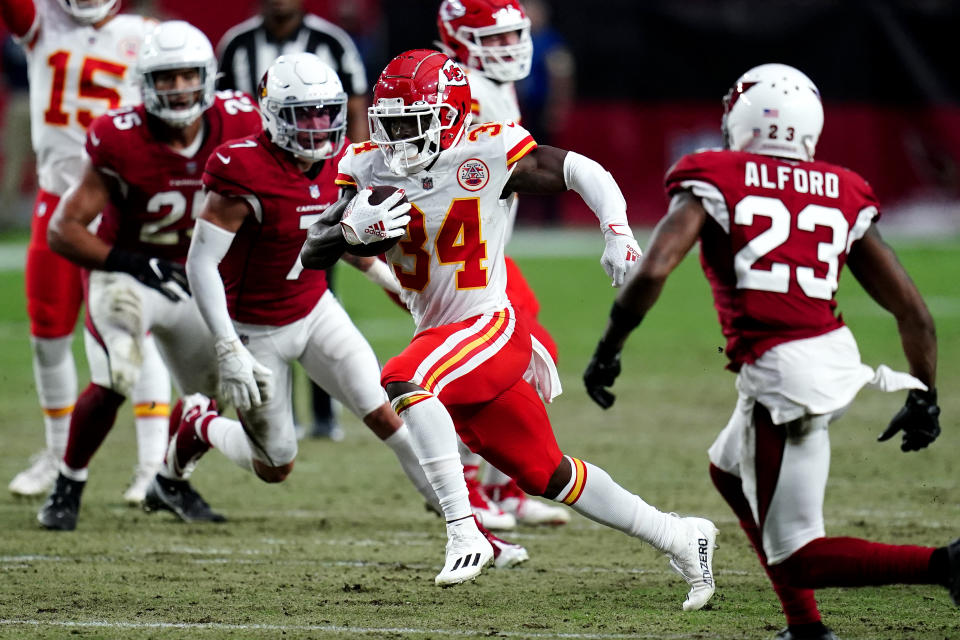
(18, 0, 150, 195)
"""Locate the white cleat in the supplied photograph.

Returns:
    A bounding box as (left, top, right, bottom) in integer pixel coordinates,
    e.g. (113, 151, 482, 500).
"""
(435, 517, 494, 587)
(490, 480, 571, 526)
(122, 464, 161, 506)
(667, 515, 718, 611)
(468, 476, 516, 531)
(9, 449, 59, 497)
(474, 515, 529, 568)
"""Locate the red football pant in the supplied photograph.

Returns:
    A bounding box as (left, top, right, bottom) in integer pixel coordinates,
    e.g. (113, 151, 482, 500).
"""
(505, 256, 557, 363)
(26, 190, 83, 338)
(383, 308, 563, 495)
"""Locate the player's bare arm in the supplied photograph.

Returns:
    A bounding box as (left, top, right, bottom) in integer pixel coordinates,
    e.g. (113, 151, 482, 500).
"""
(847, 226, 937, 387)
(510, 144, 642, 287)
(503, 145, 567, 195)
(47, 159, 113, 268)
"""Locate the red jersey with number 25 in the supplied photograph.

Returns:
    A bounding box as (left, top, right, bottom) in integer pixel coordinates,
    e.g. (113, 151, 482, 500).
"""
(665, 149, 881, 369)
(87, 91, 262, 264)
(203, 131, 348, 327)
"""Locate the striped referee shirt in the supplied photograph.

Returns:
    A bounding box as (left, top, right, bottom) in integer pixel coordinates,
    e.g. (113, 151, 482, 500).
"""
(216, 13, 368, 97)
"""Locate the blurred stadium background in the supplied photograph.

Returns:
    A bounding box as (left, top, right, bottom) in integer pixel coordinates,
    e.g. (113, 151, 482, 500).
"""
(1, 0, 958, 232)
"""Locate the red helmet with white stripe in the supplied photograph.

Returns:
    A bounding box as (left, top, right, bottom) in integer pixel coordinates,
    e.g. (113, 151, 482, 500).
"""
(368, 49, 473, 175)
(437, 0, 532, 82)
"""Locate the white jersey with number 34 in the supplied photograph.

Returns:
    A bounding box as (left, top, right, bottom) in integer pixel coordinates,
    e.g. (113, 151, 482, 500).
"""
(336, 121, 538, 333)
(19, 0, 150, 194)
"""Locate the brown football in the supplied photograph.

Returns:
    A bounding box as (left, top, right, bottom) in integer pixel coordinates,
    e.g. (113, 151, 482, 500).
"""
(344, 185, 408, 257)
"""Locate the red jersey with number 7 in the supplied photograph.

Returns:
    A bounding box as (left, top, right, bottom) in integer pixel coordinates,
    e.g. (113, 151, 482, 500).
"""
(203, 131, 349, 326)
(665, 149, 881, 369)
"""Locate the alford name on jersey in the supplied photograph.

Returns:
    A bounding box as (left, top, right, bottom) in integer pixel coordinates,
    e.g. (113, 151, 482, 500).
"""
(744, 160, 840, 199)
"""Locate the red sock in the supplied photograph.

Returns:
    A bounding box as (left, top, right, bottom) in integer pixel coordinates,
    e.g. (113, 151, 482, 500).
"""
(775, 536, 937, 588)
(63, 383, 125, 470)
(710, 464, 822, 625)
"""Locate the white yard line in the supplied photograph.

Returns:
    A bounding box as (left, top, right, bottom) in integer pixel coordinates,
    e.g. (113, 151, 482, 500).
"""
(0, 619, 705, 639)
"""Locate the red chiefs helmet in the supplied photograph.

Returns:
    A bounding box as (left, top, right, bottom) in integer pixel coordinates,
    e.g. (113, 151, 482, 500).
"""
(368, 49, 472, 176)
(437, 0, 532, 82)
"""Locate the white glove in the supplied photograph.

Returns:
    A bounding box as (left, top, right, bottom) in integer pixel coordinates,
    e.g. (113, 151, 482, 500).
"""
(215, 337, 274, 412)
(340, 188, 412, 245)
(601, 223, 642, 287)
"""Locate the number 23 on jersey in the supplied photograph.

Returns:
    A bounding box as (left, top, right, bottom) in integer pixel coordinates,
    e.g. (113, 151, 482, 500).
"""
(734, 194, 873, 300)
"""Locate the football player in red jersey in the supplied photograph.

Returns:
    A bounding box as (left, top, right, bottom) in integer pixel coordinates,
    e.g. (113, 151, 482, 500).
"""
(37, 20, 264, 531)
(585, 63, 956, 639)
(436, 0, 570, 530)
(166, 52, 527, 569)
(299, 49, 717, 605)
(2, 0, 173, 505)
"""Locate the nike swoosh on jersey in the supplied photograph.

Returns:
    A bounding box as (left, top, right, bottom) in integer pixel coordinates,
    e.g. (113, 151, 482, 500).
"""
(90, 130, 101, 147)
(216, 153, 232, 164)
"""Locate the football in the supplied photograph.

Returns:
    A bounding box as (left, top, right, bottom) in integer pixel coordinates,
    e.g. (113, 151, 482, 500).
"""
(344, 185, 408, 257)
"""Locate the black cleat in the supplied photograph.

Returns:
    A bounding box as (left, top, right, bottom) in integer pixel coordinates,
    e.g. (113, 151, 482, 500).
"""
(947, 537, 960, 606)
(37, 473, 85, 531)
(143, 475, 226, 523)
(774, 625, 840, 640)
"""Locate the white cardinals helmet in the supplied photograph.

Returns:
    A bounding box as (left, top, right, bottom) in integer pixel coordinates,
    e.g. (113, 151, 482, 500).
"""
(722, 63, 824, 162)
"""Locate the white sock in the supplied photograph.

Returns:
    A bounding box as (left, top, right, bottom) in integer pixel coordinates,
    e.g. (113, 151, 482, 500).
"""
(31, 336, 76, 458)
(131, 336, 172, 470)
(60, 461, 88, 482)
(382, 423, 438, 510)
(203, 416, 255, 473)
(557, 456, 677, 553)
(392, 391, 470, 521)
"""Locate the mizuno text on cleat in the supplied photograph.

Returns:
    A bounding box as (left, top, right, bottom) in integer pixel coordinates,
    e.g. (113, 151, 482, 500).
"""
(667, 515, 718, 611)
(435, 517, 493, 586)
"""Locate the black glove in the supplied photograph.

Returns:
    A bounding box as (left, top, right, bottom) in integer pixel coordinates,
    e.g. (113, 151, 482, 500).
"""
(584, 340, 621, 409)
(878, 388, 941, 452)
(104, 248, 190, 302)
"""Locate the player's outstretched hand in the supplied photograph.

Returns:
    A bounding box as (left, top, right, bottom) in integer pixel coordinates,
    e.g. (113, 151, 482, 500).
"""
(601, 227, 642, 287)
(584, 341, 622, 409)
(104, 248, 190, 302)
(215, 338, 274, 412)
(878, 388, 941, 452)
(340, 188, 411, 246)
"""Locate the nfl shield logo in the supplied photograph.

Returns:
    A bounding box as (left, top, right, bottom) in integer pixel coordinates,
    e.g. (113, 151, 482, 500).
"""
(186, 161, 197, 174)
(422, 177, 434, 190)
(309, 184, 320, 199)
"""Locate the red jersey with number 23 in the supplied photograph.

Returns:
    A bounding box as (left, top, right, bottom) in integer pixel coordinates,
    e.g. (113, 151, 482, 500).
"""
(203, 131, 348, 326)
(665, 149, 881, 370)
(87, 91, 262, 264)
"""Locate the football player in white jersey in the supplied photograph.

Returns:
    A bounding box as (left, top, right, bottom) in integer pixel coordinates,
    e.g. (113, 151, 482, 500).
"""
(436, 0, 569, 529)
(300, 49, 718, 608)
(2, 0, 172, 505)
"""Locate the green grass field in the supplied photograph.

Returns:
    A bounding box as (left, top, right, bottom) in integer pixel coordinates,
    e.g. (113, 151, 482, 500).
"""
(0, 231, 957, 639)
